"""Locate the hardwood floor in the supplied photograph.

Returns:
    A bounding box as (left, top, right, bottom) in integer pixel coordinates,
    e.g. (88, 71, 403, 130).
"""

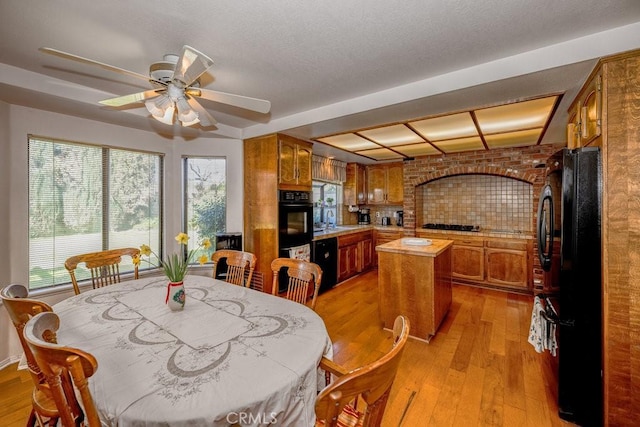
(314, 270, 574, 427)
(0, 270, 574, 426)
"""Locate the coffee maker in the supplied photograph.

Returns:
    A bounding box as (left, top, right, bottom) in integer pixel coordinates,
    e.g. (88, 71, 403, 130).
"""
(396, 211, 404, 226)
(358, 208, 371, 225)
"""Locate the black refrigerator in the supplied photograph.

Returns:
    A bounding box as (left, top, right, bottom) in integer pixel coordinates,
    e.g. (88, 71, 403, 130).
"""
(558, 147, 603, 425)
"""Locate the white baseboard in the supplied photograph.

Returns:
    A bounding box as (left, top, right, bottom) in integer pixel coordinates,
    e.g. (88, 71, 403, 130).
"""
(0, 355, 21, 371)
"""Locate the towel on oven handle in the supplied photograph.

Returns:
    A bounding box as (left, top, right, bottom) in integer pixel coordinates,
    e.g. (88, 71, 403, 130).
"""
(288, 244, 310, 261)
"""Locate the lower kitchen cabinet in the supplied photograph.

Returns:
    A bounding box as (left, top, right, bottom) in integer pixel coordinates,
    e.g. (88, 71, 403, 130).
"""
(337, 231, 373, 282)
(338, 244, 358, 281)
(485, 248, 528, 288)
(417, 231, 533, 292)
(360, 238, 373, 271)
(373, 229, 403, 267)
(483, 238, 530, 291)
(451, 243, 484, 281)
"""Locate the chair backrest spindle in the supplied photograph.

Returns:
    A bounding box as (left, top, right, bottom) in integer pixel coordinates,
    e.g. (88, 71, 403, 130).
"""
(211, 250, 257, 287)
(270, 258, 322, 310)
(65, 247, 140, 294)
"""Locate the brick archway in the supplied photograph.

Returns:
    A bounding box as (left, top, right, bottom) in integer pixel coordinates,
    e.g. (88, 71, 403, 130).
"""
(401, 144, 562, 233)
(409, 165, 538, 188)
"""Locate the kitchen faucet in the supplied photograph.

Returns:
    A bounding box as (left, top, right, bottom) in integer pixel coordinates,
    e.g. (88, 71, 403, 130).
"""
(326, 210, 335, 228)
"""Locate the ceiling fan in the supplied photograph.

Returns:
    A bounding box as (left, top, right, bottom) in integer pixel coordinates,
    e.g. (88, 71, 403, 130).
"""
(39, 45, 271, 127)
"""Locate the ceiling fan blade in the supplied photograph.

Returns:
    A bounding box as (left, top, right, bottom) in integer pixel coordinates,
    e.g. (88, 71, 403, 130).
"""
(186, 97, 217, 127)
(99, 89, 166, 107)
(193, 88, 271, 114)
(39, 47, 163, 85)
(172, 45, 214, 87)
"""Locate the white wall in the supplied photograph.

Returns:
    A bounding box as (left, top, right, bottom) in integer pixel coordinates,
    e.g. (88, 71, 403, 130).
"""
(0, 100, 23, 367)
(1, 105, 245, 367)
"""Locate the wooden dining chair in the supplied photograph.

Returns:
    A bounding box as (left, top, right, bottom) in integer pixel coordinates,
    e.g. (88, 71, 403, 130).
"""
(65, 247, 140, 295)
(270, 258, 323, 310)
(23, 311, 101, 427)
(0, 284, 58, 427)
(211, 249, 257, 287)
(315, 315, 410, 427)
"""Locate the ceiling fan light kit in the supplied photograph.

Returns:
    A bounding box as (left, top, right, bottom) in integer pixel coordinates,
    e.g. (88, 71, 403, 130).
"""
(39, 45, 271, 129)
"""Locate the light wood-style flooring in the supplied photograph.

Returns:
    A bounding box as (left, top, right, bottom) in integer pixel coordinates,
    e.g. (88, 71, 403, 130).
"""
(313, 270, 574, 427)
(0, 270, 574, 426)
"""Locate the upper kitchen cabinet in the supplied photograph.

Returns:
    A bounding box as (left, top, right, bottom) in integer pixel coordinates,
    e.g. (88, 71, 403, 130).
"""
(567, 102, 581, 149)
(278, 135, 313, 190)
(366, 162, 403, 205)
(343, 163, 367, 205)
(568, 68, 603, 148)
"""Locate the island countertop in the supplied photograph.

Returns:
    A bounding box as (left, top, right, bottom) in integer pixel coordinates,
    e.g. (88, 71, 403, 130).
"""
(375, 237, 453, 257)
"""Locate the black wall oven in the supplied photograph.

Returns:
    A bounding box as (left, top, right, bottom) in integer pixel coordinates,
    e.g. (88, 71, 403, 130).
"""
(278, 190, 313, 253)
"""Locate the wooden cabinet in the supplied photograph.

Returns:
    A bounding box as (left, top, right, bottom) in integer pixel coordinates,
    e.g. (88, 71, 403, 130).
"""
(567, 102, 581, 149)
(366, 162, 403, 205)
(360, 238, 373, 271)
(343, 163, 367, 205)
(338, 243, 358, 282)
(337, 231, 373, 282)
(417, 231, 533, 292)
(451, 237, 484, 282)
(373, 229, 403, 266)
(484, 239, 529, 289)
(243, 134, 281, 290)
(243, 133, 313, 289)
(567, 69, 603, 148)
(571, 49, 640, 424)
(579, 72, 602, 146)
(278, 134, 313, 190)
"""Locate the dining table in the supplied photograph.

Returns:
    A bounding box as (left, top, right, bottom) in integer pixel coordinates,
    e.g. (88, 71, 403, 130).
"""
(52, 274, 333, 426)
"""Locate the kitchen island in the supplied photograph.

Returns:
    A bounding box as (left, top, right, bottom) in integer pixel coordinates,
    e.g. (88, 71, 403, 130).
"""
(376, 238, 453, 342)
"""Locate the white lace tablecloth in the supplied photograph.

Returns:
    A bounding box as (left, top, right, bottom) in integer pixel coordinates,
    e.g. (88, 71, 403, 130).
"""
(53, 275, 333, 426)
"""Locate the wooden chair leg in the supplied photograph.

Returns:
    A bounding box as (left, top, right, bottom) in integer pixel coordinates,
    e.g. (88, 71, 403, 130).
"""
(27, 408, 37, 427)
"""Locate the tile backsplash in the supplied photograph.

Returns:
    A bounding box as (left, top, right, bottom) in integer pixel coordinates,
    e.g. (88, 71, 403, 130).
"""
(421, 174, 532, 233)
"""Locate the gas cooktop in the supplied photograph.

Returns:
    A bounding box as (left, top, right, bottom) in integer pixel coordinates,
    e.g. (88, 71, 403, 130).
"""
(422, 223, 480, 232)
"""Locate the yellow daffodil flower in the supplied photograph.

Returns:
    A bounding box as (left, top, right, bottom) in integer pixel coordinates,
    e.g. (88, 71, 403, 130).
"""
(138, 232, 213, 283)
(175, 233, 190, 245)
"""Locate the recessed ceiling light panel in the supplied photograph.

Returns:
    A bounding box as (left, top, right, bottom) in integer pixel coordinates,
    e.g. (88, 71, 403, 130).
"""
(475, 96, 557, 134)
(484, 128, 542, 148)
(433, 136, 485, 153)
(394, 143, 440, 157)
(317, 133, 379, 151)
(410, 113, 478, 141)
(355, 148, 404, 161)
(358, 124, 424, 146)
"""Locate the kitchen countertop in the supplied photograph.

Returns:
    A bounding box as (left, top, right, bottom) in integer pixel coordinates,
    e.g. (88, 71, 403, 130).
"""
(375, 238, 453, 257)
(313, 225, 533, 241)
(313, 224, 403, 240)
(416, 228, 534, 240)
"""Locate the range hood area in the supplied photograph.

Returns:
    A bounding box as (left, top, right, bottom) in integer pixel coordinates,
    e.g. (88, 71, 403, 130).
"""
(417, 174, 533, 236)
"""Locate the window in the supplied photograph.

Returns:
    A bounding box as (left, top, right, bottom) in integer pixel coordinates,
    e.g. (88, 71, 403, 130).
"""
(312, 181, 342, 228)
(28, 136, 162, 290)
(183, 157, 226, 258)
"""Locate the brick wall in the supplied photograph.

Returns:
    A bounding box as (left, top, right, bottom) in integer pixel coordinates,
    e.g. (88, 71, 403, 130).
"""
(402, 143, 564, 284)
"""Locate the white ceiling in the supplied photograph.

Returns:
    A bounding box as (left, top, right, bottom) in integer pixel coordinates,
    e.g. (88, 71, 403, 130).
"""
(1, 1, 640, 163)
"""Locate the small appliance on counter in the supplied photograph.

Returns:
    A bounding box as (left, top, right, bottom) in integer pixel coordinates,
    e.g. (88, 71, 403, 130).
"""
(381, 216, 391, 226)
(214, 233, 242, 281)
(358, 208, 371, 225)
(396, 211, 403, 226)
